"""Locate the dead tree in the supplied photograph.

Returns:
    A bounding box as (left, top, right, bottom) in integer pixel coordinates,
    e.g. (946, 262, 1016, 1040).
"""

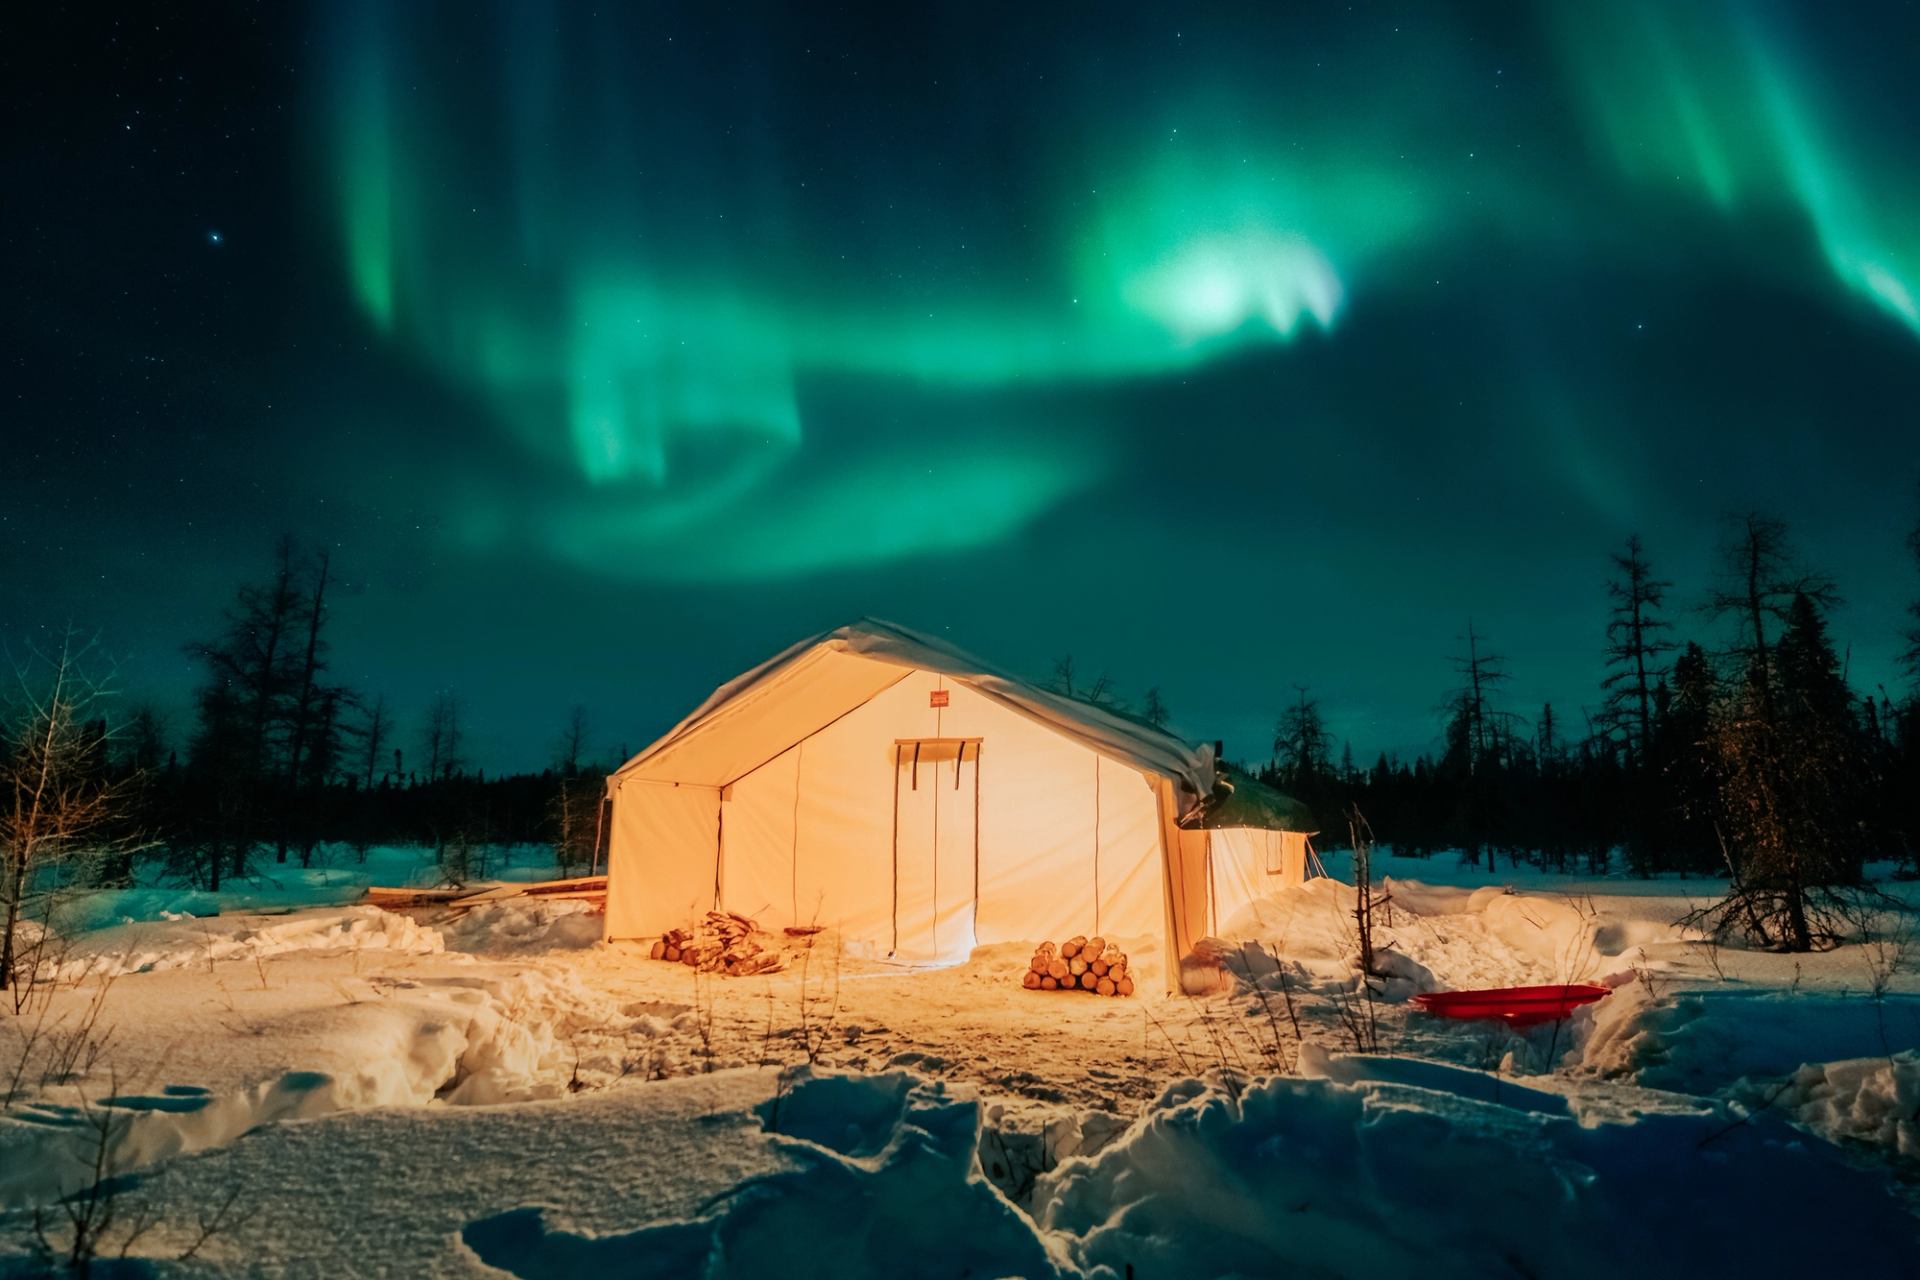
(275, 548, 335, 863)
(354, 693, 389, 791)
(1349, 805, 1387, 978)
(555, 704, 589, 778)
(1274, 685, 1334, 786)
(422, 692, 464, 783)
(1444, 621, 1513, 870)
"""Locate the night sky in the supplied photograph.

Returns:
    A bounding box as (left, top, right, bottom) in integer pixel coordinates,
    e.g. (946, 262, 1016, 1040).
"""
(8, 1, 1920, 772)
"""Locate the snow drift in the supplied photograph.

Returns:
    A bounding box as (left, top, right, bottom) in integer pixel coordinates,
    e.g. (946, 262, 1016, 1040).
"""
(461, 1068, 1067, 1280)
(461, 1060, 1918, 1280)
(0, 968, 632, 1206)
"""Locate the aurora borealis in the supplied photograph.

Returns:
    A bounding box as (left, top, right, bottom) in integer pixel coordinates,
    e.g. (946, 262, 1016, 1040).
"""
(10, 1, 1920, 768)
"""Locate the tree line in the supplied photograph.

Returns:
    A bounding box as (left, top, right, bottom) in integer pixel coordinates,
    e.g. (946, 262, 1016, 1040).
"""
(2, 536, 612, 966)
(1263, 509, 1920, 950)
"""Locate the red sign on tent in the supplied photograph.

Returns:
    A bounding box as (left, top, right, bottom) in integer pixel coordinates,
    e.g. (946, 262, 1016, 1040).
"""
(929, 689, 950, 707)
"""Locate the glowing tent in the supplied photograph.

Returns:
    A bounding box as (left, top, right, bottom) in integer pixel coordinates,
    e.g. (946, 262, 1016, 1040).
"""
(603, 620, 1315, 988)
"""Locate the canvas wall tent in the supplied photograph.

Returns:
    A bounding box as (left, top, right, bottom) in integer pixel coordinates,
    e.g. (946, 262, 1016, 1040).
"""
(602, 620, 1316, 988)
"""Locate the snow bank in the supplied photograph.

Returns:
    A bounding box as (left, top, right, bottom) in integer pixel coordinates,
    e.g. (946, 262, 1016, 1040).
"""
(1210, 877, 1651, 1003)
(461, 1060, 1918, 1280)
(1032, 1062, 1919, 1279)
(48, 906, 445, 982)
(462, 1069, 1069, 1280)
(1567, 983, 1920, 1093)
(1764, 1051, 1920, 1159)
(41, 897, 603, 986)
(441, 899, 604, 954)
(0, 967, 633, 1205)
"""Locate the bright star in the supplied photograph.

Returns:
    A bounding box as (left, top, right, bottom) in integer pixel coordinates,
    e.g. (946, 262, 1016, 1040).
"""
(207, 230, 224, 246)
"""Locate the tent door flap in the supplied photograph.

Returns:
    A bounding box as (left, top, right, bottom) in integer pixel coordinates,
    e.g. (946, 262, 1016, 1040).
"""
(889, 739, 980, 961)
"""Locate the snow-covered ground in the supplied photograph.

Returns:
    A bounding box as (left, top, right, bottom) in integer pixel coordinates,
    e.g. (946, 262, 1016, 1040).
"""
(3, 845, 1916, 1275)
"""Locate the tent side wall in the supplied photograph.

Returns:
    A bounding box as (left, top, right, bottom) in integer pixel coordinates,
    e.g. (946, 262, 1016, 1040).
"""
(604, 782, 721, 940)
(1204, 829, 1310, 935)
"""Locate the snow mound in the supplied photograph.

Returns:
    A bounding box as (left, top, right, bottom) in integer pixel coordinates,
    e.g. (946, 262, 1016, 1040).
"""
(0, 968, 631, 1205)
(1566, 984, 1920, 1093)
(1211, 877, 1649, 1002)
(461, 1058, 1919, 1280)
(440, 899, 604, 954)
(1032, 1064, 1920, 1279)
(48, 906, 444, 982)
(1759, 1052, 1920, 1159)
(462, 1069, 1067, 1280)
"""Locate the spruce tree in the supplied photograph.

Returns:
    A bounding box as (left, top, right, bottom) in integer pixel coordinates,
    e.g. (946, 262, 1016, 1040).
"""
(1650, 642, 1718, 873)
(1902, 485, 1920, 688)
(1601, 535, 1674, 766)
(1701, 591, 1868, 949)
(184, 537, 306, 885)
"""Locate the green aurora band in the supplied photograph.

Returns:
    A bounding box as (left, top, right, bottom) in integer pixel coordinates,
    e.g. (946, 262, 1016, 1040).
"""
(316, 1, 1920, 581)
(1553, 0, 1920, 334)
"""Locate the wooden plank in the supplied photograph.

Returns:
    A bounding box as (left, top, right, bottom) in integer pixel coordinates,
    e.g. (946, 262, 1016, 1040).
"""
(363, 886, 468, 908)
(367, 876, 608, 912)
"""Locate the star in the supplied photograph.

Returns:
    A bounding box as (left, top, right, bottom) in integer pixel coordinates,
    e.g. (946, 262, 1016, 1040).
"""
(206, 230, 224, 246)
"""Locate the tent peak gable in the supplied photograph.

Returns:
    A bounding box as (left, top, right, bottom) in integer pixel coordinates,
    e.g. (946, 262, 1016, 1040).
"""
(611, 619, 1217, 815)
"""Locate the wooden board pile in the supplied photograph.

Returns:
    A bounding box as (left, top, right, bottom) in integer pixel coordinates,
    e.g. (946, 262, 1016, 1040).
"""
(647, 910, 785, 977)
(1023, 935, 1134, 997)
(365, 875, 606, 914)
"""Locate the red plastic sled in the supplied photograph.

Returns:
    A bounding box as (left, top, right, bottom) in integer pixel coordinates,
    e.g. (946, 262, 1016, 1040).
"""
(1412, 983, 1611, 1028)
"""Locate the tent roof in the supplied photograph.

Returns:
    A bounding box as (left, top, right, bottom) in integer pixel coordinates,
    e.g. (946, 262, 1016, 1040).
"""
(1194, 764, 1317, 833)
(610, 618, 1219, 817)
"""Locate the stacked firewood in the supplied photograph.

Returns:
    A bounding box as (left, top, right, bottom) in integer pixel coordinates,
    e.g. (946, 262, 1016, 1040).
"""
(1022, 935, 1134, 997)
(647, 911, 786, 977)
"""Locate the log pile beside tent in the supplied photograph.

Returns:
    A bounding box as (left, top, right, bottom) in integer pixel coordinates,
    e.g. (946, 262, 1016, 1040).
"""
(601, 619, 1315, 991)
(1023, 935, 1134, 996)
(646, 910, 785, 976)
